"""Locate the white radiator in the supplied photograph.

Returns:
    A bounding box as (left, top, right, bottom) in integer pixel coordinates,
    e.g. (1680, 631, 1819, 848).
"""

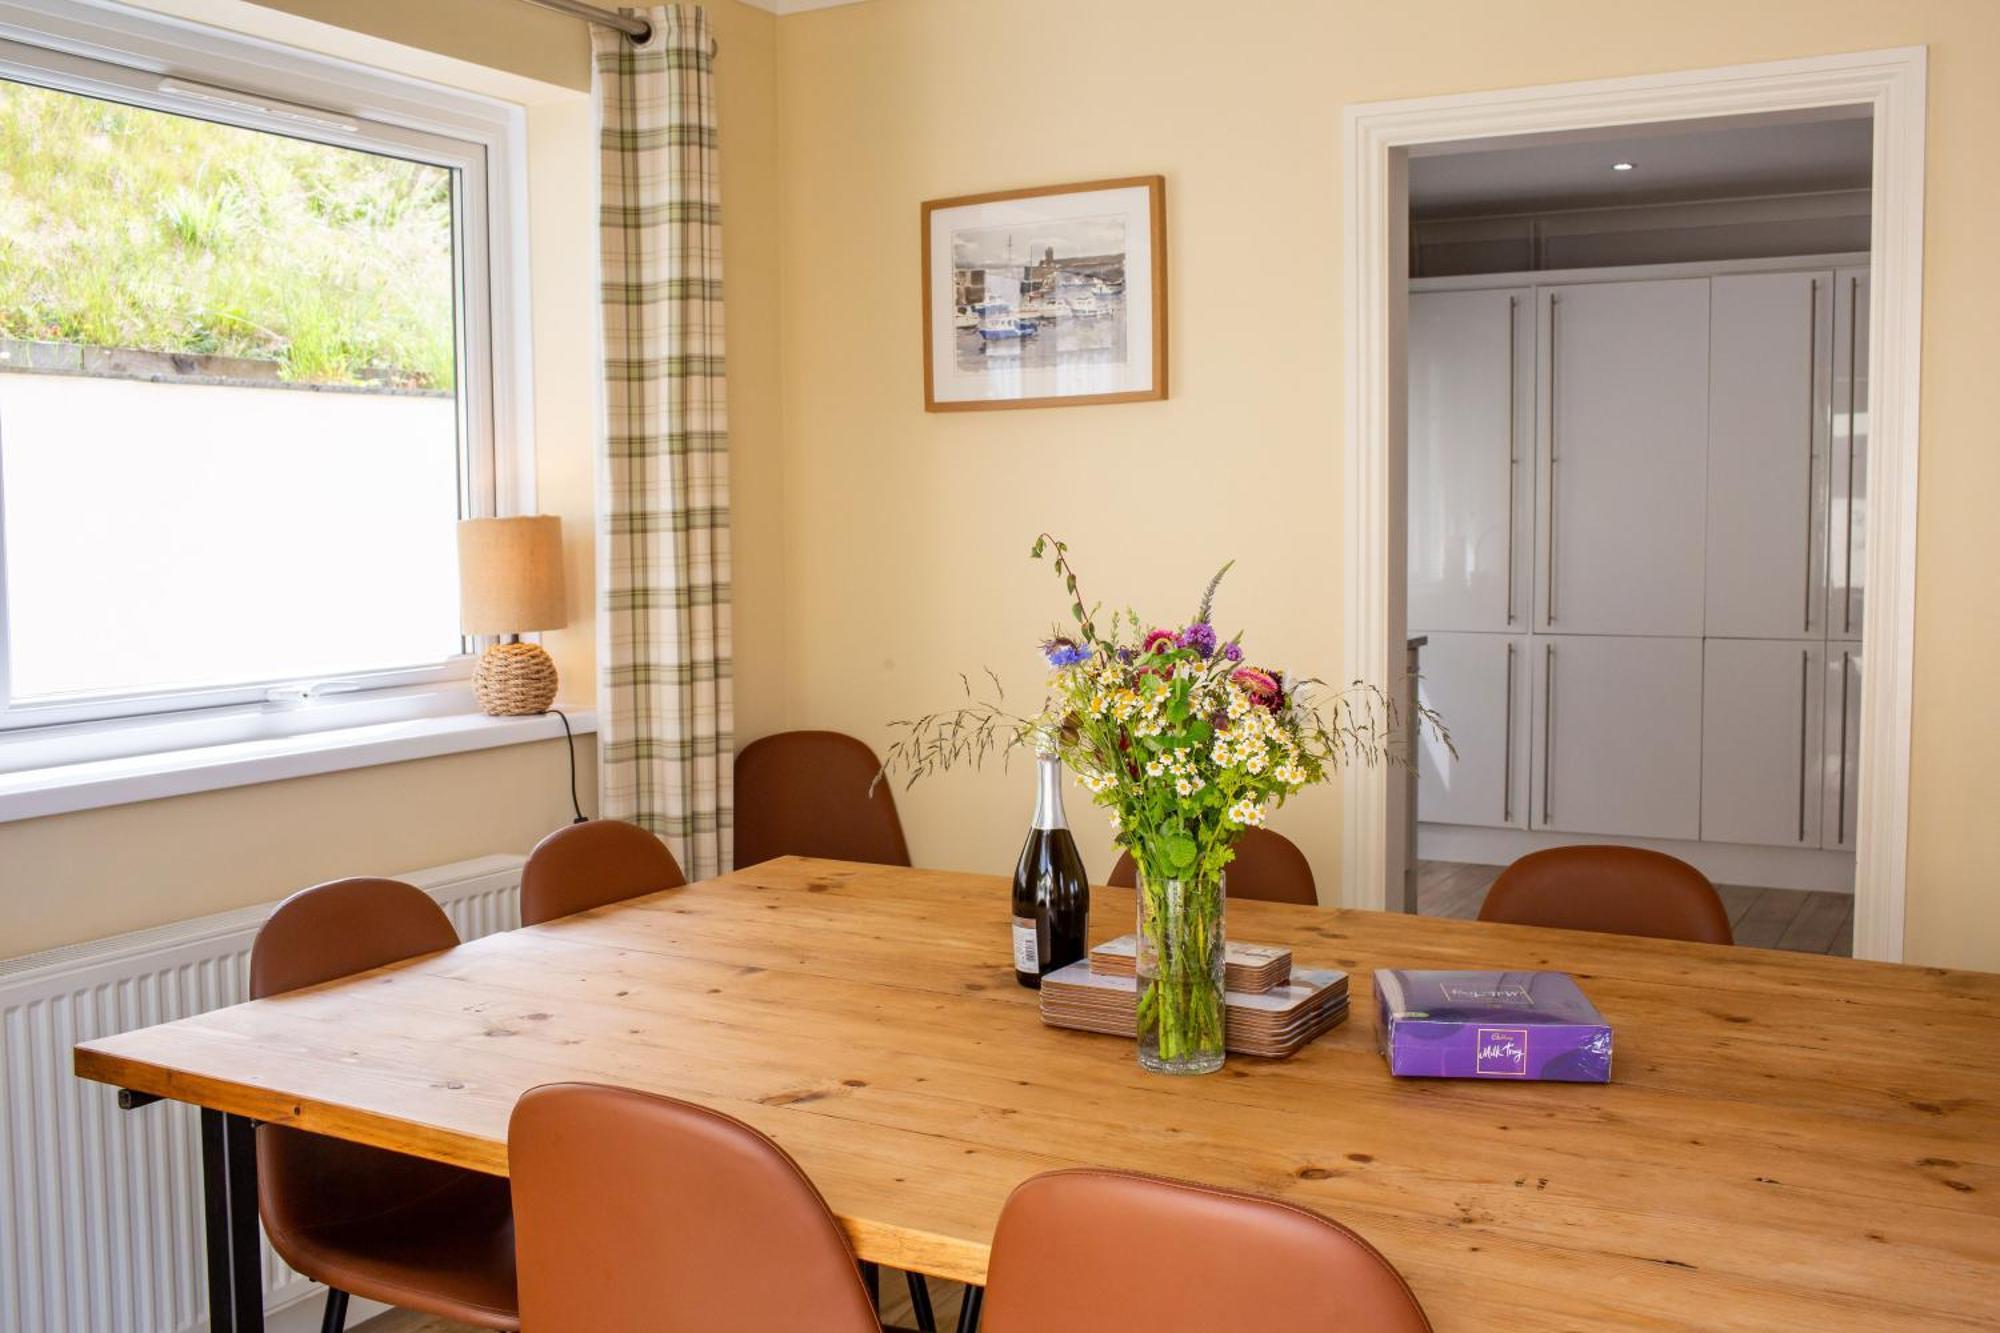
(0, 854, 525, 1333)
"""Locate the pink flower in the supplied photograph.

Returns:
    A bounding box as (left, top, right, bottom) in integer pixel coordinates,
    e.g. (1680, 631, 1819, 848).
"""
(1231, 667, 1280, 704)
(1143, 628, 1178, 654)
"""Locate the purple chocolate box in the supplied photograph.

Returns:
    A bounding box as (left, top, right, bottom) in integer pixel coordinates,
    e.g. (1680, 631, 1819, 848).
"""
(1374, 970, 1612, 1082)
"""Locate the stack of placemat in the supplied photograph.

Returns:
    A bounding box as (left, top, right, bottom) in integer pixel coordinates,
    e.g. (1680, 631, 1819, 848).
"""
(1086, 936, 1294, 993)
(1039, 934, 1348, 1058)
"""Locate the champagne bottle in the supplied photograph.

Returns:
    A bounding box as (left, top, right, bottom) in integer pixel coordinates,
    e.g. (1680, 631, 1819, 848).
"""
(1012, 752, 1090, 988)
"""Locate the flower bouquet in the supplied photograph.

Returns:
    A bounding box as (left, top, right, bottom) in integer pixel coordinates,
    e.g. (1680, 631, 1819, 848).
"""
(881, 535, 1413, 1075)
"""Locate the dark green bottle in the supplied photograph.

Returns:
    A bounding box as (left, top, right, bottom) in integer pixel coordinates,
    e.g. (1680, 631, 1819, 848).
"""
(1011, 753, 1090, 988)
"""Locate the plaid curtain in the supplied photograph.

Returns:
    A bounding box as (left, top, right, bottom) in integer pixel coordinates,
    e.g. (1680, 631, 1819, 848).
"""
(593, 5, 733, 877)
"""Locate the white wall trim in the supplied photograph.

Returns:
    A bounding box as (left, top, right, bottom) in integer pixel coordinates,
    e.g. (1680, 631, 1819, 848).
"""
(1340, 47, 1926, 962)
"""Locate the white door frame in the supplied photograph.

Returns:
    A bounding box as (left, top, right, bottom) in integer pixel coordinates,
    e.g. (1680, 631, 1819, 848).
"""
(1339, 48, 1927, 962)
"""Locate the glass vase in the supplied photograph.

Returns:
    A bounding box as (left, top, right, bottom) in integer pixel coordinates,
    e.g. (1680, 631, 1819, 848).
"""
(1134, 867, 1227, 1075)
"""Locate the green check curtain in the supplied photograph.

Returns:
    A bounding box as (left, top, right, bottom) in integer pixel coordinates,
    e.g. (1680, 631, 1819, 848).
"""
(593, 5, 733, 877)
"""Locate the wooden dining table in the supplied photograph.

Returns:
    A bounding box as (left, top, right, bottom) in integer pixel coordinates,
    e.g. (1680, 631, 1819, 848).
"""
(74, 856, 2000, 1330)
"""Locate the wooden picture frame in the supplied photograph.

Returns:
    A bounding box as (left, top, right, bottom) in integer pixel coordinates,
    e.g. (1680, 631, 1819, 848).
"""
(921, 175, 1167, 412)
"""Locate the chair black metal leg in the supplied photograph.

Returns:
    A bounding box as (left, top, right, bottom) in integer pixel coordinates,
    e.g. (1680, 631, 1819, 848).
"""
(905, 1271, 937, 1332)
(318, 1288, 349, 1333)
(954, 1284, 982, 1333)
(199, 1109, 265, 1333)
(860, 1260, 880, 1310)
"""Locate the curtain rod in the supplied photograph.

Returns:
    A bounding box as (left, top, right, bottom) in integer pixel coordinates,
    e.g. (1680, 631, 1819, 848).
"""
(516, 0, 652, 43)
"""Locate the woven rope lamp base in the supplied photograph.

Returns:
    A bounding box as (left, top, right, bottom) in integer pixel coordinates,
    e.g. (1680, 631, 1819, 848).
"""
(474, 641, 559, 715)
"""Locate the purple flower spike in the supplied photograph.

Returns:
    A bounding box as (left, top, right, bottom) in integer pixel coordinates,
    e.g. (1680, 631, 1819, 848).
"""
(1178, 622, 1217, 658)
(1222, 642, 1243, 662)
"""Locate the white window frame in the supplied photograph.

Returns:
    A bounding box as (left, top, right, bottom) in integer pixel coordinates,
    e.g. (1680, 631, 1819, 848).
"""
(0, 0, 539, 767)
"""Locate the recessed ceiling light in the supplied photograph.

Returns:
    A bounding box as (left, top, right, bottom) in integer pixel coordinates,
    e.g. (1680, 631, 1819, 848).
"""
(1611, 161, 1636, 172)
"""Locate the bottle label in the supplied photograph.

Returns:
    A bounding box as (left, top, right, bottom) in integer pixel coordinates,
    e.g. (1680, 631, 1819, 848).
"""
(1012, 916, 1039, 973)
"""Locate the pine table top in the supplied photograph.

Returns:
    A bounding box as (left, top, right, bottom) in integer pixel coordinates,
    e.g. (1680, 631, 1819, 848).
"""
(75, 857, 2000, 1329)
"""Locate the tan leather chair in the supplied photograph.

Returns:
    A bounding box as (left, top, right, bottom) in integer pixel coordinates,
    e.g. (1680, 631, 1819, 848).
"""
(733, 731, 938, 1325)
(250, 878, 518, 1331)
(980, 1169, 1430, 1332)
(510, 1082, 881, 1333)
(1478, 845, 1734, 945)
(519, 818, 686, 926)
(735, 730, 912, 868)
(1108, 826, 1318, 906)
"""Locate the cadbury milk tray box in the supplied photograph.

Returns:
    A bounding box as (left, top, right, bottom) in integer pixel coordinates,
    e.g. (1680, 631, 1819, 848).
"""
(1373, 970, 1612, 1082)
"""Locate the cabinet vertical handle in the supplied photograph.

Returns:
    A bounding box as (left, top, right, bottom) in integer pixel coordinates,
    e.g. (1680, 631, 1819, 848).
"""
(1838, 651, 1852, 846)
(1803, 279, 1818, 634)
(1545, 295, 1559, 627)
(1541, 642, 1554, 825)
(1506, 296, 1518, 625)
(1798, 649, 1810, 843)
(1502, 641, 1515, 823)
(1844, 276, 1859, 636)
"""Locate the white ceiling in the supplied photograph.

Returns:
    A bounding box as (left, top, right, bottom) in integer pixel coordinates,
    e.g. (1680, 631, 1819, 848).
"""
(1409, 111, 1873, 219)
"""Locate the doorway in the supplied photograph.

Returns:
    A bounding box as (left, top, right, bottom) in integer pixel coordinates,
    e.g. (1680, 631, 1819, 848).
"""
(1338, 50, 1927, 962)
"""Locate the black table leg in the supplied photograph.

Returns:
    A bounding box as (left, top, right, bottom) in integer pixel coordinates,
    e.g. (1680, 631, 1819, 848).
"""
(955, 1283, 982, 1333)
(200, 1109, 265, 1333)
(905, 1271, 937, 1332)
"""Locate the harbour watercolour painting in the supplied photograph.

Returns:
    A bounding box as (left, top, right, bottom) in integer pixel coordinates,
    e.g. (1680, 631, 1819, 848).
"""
(922, 176, 1166, 411)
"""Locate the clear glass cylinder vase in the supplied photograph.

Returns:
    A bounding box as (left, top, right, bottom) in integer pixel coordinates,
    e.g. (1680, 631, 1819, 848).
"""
(1134, 868, 1227, 1075)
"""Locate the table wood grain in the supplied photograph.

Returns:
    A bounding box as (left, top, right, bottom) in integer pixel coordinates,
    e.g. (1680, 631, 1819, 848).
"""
(74, 858, 2000, 1329)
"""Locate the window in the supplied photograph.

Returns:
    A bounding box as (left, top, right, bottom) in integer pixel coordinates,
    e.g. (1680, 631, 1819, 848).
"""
(0, 11, 523, 744)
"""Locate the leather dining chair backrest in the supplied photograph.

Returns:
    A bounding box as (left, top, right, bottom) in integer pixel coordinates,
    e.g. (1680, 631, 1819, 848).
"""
(1107, 826, 1318, 906)
(251, 875, 458, 998)
(519, 819, 686, 927)
(1477, 845, 1734, 945)
(979, 1169, 1432, 1332)
(509, 1082, 881, 1333)
(250, 879, 520, 1330)
(734, 730, 912, 868)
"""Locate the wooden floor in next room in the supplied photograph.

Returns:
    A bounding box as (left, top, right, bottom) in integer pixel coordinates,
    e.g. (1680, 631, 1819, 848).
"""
(1417, 861, 1854, 957)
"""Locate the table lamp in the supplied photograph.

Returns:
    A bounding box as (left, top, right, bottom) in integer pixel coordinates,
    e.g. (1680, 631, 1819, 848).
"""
(458, 515, 567, 715)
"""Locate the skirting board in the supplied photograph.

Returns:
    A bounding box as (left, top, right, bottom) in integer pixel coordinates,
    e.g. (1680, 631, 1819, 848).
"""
(1419, 824, 1856, 894)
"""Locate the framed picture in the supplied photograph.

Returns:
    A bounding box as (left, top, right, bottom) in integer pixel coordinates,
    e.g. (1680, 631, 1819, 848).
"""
(922, 175, 1166, 412)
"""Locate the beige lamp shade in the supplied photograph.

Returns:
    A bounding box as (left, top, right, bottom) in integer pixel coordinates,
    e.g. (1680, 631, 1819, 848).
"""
(458, 516, 567, 635)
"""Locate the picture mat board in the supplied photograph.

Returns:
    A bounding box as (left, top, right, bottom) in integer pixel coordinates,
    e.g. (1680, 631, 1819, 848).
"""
(923, 176, 1165, 410)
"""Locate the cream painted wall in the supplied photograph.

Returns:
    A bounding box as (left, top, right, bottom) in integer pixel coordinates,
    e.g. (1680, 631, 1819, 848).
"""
(237, 0, 590, 91)
(1, 737, 599, 954)
(0, 0, 784, 959)
(772, 0, 2000, 972)
(8, 1, 1996, 973)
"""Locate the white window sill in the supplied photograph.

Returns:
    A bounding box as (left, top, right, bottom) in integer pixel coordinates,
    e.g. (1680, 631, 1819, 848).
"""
(0, 704, 596, 824)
